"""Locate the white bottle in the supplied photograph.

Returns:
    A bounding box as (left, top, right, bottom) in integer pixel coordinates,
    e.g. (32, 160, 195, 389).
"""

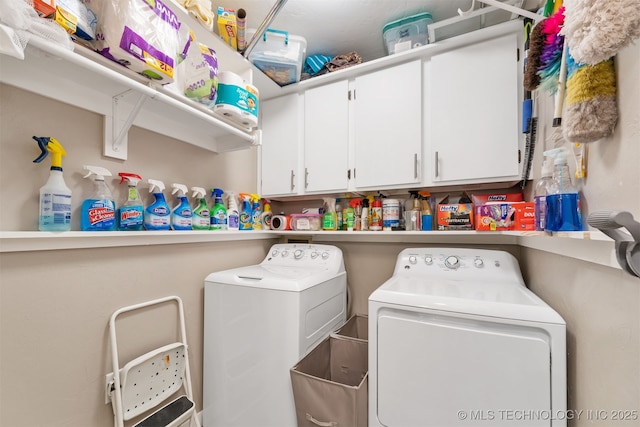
(226, 191, 240, 231)
(534, 158, 554, 231)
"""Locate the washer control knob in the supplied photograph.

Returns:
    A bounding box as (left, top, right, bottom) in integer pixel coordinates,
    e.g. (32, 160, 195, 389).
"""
(474, 258, 484, 268)
(310, 251, 319, 259)
(294, 249, 304, 259)
(444, 255, 460, 269)
(424, 256, 433, 265)
(281, 250, 289, 257)
(271, 250, 279, 257)
(409, 255, 417, 264)
(321, 252, 330, 260)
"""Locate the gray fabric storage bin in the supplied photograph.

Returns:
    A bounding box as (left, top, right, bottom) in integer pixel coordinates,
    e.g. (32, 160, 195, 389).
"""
(332, 315, 368, 342)
(290, 336, 368, 427)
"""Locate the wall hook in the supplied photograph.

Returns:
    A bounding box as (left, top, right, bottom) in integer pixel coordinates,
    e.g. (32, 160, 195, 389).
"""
(588, 210, 640, 278)
(458, 0, 476, 17)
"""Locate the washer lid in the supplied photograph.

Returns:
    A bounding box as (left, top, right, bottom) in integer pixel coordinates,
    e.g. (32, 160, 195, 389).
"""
(369, 276, 565, 324)
(205, 265, 345, 291)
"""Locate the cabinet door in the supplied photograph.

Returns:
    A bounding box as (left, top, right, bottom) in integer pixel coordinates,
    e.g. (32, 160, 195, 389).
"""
(429, 33, 521, 184)
(260, 94, 301, 196)
(304, 80, 350, 193)
(353, 60, 422, 189)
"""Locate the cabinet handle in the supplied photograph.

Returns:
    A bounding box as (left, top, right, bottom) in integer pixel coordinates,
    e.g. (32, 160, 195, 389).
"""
(414, 153, 418, 179)
(305, 167, 309, 189)
(290, 170, 295, 191)
(435, 151, 439, 178)
(347, 169, 351, 180)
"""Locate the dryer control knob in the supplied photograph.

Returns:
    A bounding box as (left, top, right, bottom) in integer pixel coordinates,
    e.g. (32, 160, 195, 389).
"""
(424, 256, 433, 265)
(281, 250, 289, 257)
(294, 249, 304, 259)
(271, 249, 279, 257)
(409, 255, 417, 264)
(474, 258, 484, 268)
(321, 252, 330, 260)
(311, 251, 319, 259)
(444, 255, 460, 269)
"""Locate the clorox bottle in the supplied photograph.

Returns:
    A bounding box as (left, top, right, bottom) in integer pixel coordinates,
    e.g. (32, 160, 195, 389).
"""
(144, 179, 171, 230)
(171, 183, 192, 230)
(81, 165, 116, 231)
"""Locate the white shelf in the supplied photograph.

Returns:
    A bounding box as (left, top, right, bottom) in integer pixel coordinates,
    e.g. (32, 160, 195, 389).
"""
(0, 34, 258, 157)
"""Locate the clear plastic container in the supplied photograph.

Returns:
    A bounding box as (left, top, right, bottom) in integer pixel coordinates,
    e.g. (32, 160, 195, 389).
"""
(247, 28, 307, 86)
(290, 213, 323, 231)
(383, 12, 433, 55)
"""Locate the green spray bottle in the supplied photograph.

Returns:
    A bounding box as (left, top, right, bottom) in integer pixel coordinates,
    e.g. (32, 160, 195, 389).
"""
(210, 188, 227, 230)
(31, 136, 72, 231)
(191, 187, 210, 230)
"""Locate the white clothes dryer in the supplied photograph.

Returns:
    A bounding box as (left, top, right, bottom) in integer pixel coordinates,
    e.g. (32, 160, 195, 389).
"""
(369, 247, 566, 427)
(203, 243, 347, 427)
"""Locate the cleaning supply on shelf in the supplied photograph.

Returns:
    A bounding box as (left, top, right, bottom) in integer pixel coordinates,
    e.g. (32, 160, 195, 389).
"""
(226, 191, 240, 231)
(170, 183, 192, 230)
(81, 165, 116, 231)
(345, 205, 355, 232)
(210, 188, 227, 230)
(144, 179, 171, 230)
(261, 199, 273, 230)
(419, 191, 433, 231)
(349, 199, 362, 231)
(191, 187, 210, 230)
(543, 148, 583, 232)
(383, 199, 400, 231)
(361, 198, 370, 231)
(31, 136, 72, 231)
(117, 172, 144, 231)
(238, 193, 252, 230)
(250, 194, 262, 230)
(405, 191, 422, 231)
(534, 158, 555, 231)
(322, 197, 338, 231)
(370, 198, 383, 231)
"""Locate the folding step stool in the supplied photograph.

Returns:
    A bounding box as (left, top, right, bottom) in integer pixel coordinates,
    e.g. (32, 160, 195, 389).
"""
(107, 296, 200, 427)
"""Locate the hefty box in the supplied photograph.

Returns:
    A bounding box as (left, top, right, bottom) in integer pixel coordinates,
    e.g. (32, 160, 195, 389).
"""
(472, 193, 534, 231)
(437, 193, 474, 230)
(513, 202, 535, 231)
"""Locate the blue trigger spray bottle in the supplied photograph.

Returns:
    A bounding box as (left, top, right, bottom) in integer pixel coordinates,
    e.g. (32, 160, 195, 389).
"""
(171, 183, 192, 230)
(31, 136, 72, 231)
(81, 165, 116, 231)
(145, 179, 171, 230)
(117, 172, 144, 231)
(543, 147, 582, 232)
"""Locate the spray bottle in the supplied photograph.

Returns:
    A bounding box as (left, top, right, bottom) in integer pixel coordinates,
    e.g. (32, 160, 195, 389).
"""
(239, 193, 253, 230)
(145, 179, 171, 230)
(322, 197, 337, 231)
(361, 198, 370, 231)
(226, 191, 240, 231)
(534, 157, 555, 231)
(210, 188, 227, 230)
(171, 183, 192, 230)
(81, 165, 116, 231)
(349, 199, 362, 231)
(543, 148, 582, 232)
(261, 198, 273, 229)
(336, 199, 344, 230)
(31, 136, 72, 231)
(405, 191, 422, 231)
(370, 197, 383, 231)
(191, 187, 210, 230)
(117, 172, 144, 231)
(250, 194, 262, 230)
(418, 191, 433, 231)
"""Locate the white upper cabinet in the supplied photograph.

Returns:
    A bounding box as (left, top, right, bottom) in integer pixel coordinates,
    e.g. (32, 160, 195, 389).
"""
(353, 60, 422, 189)
(304, 80, 350, 193)
(426, 33, 522, 185)
(260, 94, 302, 197)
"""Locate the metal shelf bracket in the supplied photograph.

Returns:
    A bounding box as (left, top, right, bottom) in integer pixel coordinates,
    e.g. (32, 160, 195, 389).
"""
(104, 90, 148, 160)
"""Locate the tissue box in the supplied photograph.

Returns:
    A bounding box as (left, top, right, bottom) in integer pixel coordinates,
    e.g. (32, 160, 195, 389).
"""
(247, 28, 307, 86)
(95, 0, 182, 83)
(437, 193, 474, 230)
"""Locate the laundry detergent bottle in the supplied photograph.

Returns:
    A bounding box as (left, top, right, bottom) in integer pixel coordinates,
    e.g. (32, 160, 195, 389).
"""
(117, 172, 144, 231)
(210, 188, 227, 230)
(544, 148, 582, 232)
(81, 165, 116, 231)
(171, 183, 192, 230)
(145, 179, 171, 230)
(226, 191, 240, 231)
(31, 136, 72, 231)
(261, 198, 273, 230)
(239, 193, 253, 230)
(250, 194, 262, 230)
(191, 187, 210, 230)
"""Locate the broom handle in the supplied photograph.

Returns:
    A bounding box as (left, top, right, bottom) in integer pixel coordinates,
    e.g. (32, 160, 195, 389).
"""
(553, 38, 568, 127)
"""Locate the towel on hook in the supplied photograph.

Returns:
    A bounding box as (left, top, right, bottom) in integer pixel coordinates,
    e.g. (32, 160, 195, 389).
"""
(563, 0, 640, 65)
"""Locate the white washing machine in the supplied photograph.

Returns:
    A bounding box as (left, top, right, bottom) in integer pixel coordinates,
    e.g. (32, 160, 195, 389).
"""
(203, 243, 347, 427)
(369, 248, 567, 427)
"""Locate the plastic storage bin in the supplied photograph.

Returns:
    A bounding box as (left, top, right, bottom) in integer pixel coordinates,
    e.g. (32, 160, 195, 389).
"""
(290, 213, 323, 231)
(247, 28, 307, 86)
(332, 315, 368, 343)
(383, 12, 433, 55)
(290, 336, 368, 427)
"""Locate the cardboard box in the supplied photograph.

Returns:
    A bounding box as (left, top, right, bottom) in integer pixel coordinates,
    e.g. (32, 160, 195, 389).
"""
(471, 192, 523, 205)
(475, 201, 535, 231)
(217, 7, 237, 50)
(513, 202, 535, 231)
(33, 0, 55, 17)
(437, 193, 474, 230)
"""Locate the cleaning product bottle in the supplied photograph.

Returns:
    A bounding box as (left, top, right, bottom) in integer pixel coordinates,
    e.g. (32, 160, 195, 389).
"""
(250, 194, 262, 230)
(543, 148, 583, 232)
(81, 165, 116, 231)
(322, 197, 337, 231)
(239, 193, 253, 230)
(349, 199, 362, 231)
(171, 183, 192, 230)
(370, 198, 383, 231)
(405, 191, 422, 231)
(144, 179, 171, 230)
(534, 157, 555, 231)
(261, 198, 273, 229)
(335, 199, 344, 231)
(419, 191, 433, 231)
(31, 136, 72, 231)
(191, 187, 210, 230)
(361, 198, 370, 231)
(226, 191, 240, 231)
(210, 188, 227, 230)
(117, 172, 144, 231)
(345, 205, 355, 232)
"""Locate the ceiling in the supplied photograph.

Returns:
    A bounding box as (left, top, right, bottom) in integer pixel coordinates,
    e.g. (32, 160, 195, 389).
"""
(213, 0, 544, 62)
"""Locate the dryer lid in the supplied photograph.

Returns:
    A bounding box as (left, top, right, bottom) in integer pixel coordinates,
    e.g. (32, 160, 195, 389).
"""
(369, 276, 565, 324)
